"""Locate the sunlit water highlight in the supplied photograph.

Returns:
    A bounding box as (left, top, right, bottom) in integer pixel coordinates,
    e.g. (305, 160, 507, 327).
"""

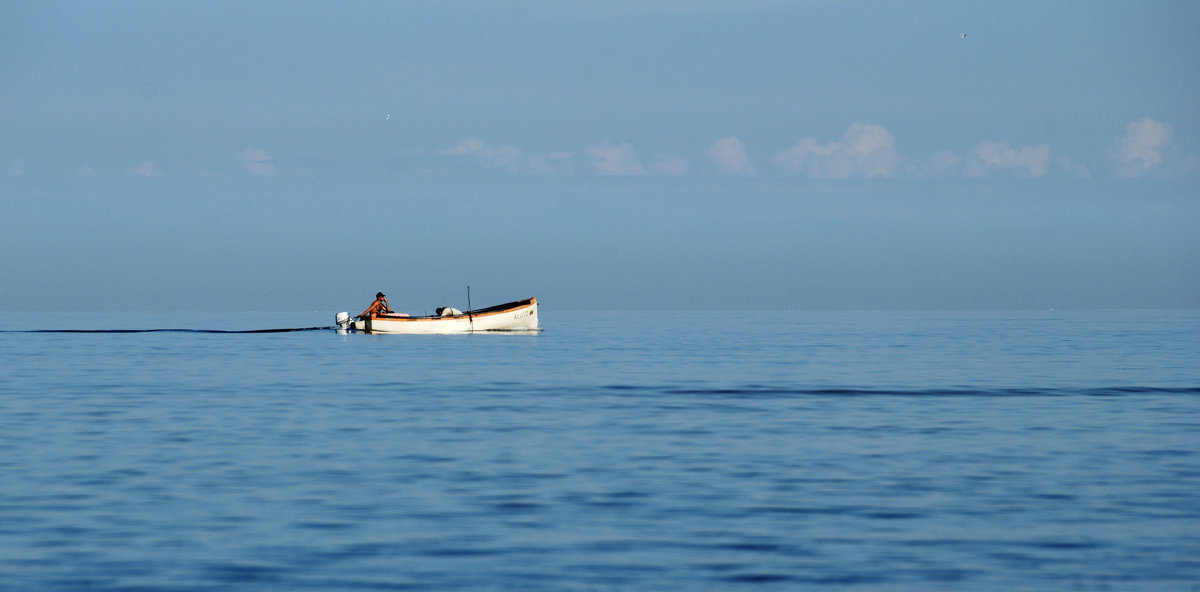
(2, 310, 1198, 590)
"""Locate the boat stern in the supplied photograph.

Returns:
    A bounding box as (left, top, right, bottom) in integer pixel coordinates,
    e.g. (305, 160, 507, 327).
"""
(335, 311, 353, 333)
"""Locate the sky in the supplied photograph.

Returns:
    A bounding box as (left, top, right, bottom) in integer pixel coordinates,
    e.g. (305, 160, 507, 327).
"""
(2, 1, 1198, 311)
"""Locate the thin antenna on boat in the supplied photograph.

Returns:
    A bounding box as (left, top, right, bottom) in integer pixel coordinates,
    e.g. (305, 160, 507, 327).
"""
(467, 285, 474, 332)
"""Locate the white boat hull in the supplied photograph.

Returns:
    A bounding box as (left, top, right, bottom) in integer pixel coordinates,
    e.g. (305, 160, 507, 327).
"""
(339, 298, 539, 334)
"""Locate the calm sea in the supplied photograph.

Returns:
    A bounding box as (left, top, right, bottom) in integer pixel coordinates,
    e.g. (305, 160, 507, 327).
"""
(1, 309, 1198, 591)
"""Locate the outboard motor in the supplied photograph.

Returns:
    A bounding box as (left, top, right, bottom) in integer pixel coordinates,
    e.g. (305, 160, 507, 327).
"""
(335, 311, 352, 333)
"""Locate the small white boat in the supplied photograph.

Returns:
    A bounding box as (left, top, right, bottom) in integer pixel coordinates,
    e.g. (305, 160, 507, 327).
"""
(335, 297, 539, 334)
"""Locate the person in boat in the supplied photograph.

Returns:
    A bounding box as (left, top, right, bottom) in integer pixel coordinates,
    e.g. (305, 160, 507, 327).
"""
(359, 292, 391, 318)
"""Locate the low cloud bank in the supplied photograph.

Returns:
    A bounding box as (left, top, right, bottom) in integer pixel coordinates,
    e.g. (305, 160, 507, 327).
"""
(774, 124, 899, 178)
(708, 137, 757, 177)
(438, 119, 1194, 180)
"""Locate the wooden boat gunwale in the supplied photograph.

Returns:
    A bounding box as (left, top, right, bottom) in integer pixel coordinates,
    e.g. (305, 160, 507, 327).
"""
(373, 297, 536, 323)
(341, 297, 539, 334)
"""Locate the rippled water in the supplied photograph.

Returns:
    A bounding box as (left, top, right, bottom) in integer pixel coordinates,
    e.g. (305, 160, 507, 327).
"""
(2, 310, 1198, 591)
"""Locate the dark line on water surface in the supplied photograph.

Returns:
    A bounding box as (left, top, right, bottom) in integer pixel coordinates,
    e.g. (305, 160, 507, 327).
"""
(656, 385, 1200, 397)
(3, 327, 335, 334)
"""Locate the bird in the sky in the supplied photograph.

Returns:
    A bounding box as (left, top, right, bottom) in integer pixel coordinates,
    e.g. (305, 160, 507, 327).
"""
(386, 113, 390, 120)
(961, 33, 966, 39)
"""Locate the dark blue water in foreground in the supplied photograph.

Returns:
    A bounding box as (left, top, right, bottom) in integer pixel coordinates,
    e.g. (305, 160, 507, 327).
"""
(2, 310, 1198, 591)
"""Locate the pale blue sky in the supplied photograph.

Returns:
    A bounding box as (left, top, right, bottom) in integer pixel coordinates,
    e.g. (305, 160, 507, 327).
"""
(2, 1, 1198, 311)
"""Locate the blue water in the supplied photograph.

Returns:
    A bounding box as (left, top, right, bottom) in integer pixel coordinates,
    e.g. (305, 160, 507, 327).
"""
(1, 310, 1198, 591)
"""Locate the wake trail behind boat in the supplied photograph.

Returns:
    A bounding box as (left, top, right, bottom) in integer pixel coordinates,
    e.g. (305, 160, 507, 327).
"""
(3, 327, 334, 334)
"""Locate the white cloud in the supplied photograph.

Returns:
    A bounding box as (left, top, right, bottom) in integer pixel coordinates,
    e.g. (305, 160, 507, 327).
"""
(131, 161, 161, 178)
(8, 158, 26, 176)
(1116, 117, 1170, 177)
(1112, 117, 1197, 178)
(440, 137, 523, 172)
(242, 148, 276, 176)
(442, 137, 487, 156)
(970, 141, 1051, 177)
(649, 154, 688, 176)
(708, 137, 756, 176)
(441, 137, 568, 173)
(773, 123, 898, 178)
(585, 142, 646, 176)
